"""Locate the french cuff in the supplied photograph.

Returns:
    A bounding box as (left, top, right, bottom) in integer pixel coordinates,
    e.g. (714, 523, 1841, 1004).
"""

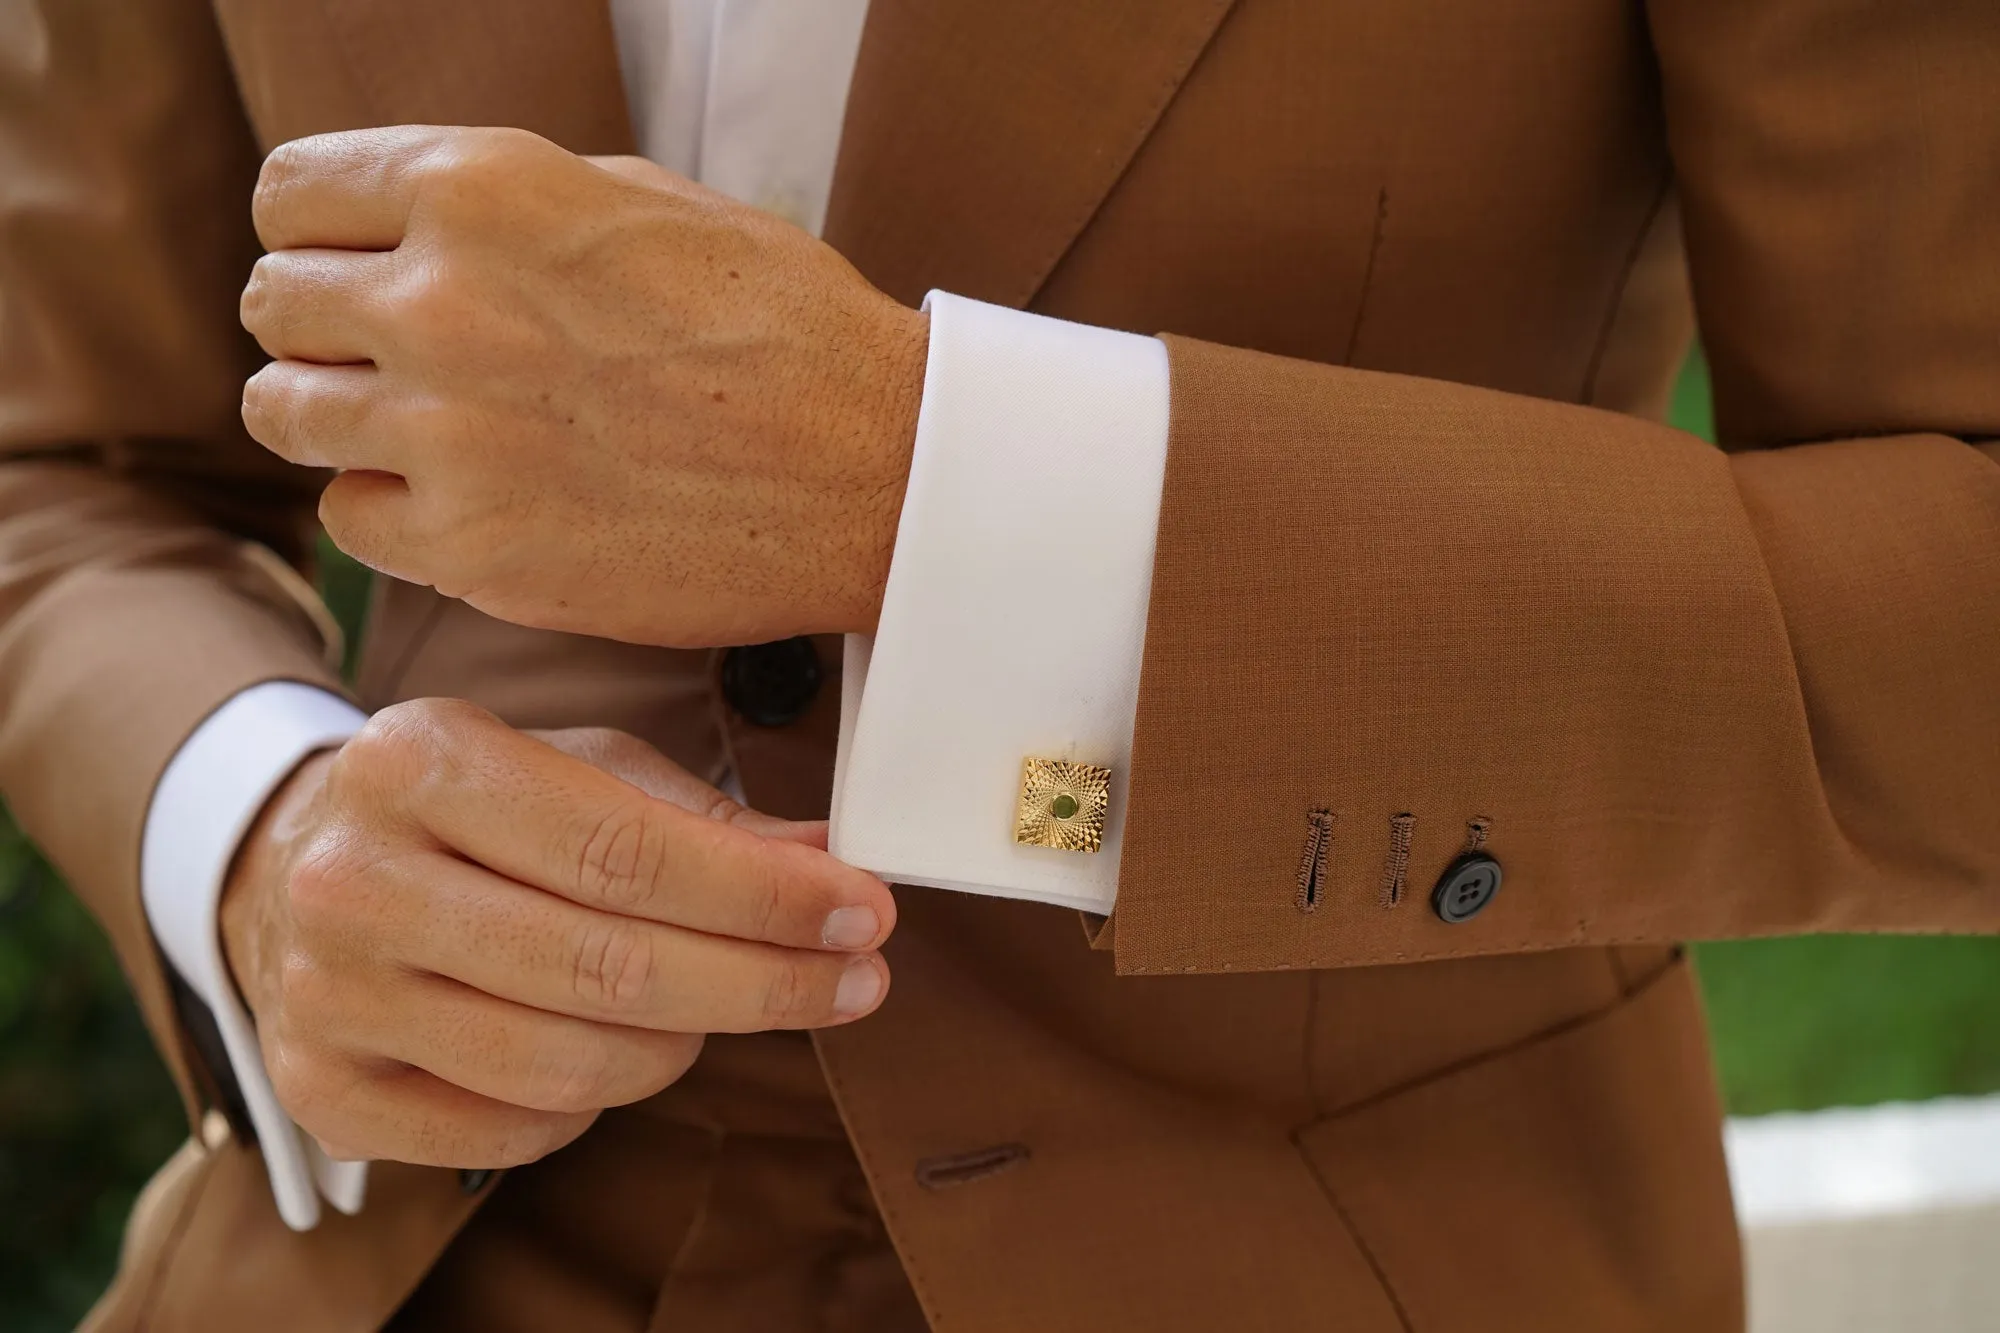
(140, 681, 369, 1231)
(830, 292, 1170, 915)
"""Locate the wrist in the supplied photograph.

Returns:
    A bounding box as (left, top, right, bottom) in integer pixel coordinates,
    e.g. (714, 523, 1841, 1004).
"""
(220, 747, 338, 1022)
(841, 303, 928, 633)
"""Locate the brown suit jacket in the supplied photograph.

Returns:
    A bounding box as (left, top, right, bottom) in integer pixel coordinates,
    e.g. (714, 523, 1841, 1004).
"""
(4, 0, 1996, 1328)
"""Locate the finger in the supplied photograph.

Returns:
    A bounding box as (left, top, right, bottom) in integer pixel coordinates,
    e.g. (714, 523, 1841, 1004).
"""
(254, 126, 452, 252)
(531, 727, 830, 847)
(390, 707, 894, 951)
(243, 362, 386, 470)
(319, 468, 425, 580)
(369, 848, 891, 1031)
(241, 249, 395, 363)
(346, 971, 702, 1114)
(275, 1047, 596, 1169)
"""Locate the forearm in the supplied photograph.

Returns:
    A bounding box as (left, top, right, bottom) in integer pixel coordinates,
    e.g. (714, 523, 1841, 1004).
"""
(0, 461, 345, 1112)
(1108, 339, 2000, 974)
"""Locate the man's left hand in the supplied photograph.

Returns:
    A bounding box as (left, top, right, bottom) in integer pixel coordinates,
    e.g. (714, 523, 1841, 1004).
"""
(240, 125, 927, 647)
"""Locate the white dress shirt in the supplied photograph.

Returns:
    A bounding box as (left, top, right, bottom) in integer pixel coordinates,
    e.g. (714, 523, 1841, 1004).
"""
(141, 0, 1170, 1229)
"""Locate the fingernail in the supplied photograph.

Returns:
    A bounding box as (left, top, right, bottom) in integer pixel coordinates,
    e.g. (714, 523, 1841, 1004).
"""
(834, 959, 884, 1016)
(821, 905, 880, 950)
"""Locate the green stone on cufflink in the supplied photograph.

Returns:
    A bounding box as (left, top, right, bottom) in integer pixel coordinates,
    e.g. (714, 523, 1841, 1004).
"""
(1015, 758, 1111, 852)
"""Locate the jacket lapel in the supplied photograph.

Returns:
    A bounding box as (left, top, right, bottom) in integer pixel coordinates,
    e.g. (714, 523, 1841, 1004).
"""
(309, 0, 1232, 304)
(824, 0, 1238, 308)
(314, 0, 635, 153)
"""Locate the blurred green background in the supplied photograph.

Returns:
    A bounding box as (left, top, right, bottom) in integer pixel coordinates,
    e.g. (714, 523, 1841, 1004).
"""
(3, 349, 1997, 1330)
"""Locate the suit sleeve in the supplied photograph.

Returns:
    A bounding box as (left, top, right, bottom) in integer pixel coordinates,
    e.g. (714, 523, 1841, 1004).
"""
(0, 0, 347, 1117)
(1107, 0, 2000, 974)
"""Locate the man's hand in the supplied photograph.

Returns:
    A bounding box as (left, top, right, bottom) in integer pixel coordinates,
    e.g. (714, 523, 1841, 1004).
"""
(219, 698, 895, 1169)
(239, 125, 928, 648)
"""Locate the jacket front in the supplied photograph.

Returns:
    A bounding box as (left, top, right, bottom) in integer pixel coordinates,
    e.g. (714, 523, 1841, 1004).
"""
(7, 0, 1995, 1329)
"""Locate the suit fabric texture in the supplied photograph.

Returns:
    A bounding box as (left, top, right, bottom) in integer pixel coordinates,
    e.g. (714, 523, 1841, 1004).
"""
(1, 0, 1995, 1328)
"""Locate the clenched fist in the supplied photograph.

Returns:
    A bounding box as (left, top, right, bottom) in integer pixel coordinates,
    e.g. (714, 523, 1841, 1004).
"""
(239, 124, 927, 648)
(219, 699, 895, 1169)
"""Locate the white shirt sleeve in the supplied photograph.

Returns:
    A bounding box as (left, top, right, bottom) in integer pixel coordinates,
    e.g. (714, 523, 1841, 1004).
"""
(141, 681, 370, 1231)
(829, 292, 1171, 914)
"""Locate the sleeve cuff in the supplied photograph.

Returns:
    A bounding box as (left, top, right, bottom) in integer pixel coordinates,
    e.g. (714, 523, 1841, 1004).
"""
(830, 292, 1170, 914)
(140, 680, 370, 1230)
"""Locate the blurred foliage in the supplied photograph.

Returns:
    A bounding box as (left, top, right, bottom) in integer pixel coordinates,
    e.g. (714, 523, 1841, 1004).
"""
(319, 530, 376, 680)
(4, 357, 1999, 1329)
(0, 820, 182, 1332)
(1667, 337, 1713, 440)
(1696, 935, 2000, 1116)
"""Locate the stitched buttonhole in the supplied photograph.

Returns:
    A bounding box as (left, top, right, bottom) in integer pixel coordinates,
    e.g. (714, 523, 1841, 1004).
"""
(1295, 809, 1334, 914)
(1380, 813, 1416, 909)
(1465, 817, 1492, 852)
(915, 1143, 1031, 1190)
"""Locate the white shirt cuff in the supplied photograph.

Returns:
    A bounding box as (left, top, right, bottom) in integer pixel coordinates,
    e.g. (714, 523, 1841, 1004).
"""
(830, 292, 1171, 914)
(140, 681, 370, 1230)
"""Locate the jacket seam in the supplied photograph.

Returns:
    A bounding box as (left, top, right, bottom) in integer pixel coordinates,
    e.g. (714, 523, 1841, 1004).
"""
(1290, 1140, 1417, 1333)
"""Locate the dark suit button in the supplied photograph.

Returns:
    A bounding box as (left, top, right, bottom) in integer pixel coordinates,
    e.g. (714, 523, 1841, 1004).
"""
(1431, 853, 1502, 923)
(720, 637, 823, 726)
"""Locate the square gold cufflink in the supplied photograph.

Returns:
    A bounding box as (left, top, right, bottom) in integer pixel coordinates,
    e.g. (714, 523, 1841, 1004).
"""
(1014, 757, 1111, 852)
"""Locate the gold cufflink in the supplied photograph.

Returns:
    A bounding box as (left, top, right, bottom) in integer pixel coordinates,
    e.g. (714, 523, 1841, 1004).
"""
(1014, 757, 1111, 852)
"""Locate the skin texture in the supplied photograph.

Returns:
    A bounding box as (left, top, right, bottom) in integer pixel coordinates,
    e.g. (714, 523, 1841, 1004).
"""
(218, 699, 897, 1168)
(239, 125, 930, 648)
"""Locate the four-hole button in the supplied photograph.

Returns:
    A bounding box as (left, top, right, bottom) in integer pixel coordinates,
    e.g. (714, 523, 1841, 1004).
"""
(1431, 853, 1502, 924)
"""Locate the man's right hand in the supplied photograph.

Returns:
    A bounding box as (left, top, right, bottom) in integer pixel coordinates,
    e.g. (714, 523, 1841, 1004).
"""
(218, 698, 894, 1169)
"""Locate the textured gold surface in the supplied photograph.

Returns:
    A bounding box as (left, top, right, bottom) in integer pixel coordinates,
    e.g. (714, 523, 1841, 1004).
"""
(1014, 757, 1111, 852)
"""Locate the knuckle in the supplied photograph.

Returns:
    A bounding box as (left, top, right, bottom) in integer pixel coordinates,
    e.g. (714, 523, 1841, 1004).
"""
(567, 917, 657, 1012)
(239, 256, 277, 326)
(368, 696, 492, 808)
(572, 806, 667, 914)
(274, 946, 337, 1016)
(252, 143, 302, 228)
(340, 708, 416, 773)
(747, 870, 786, 941)
(457, 126, 542, 173)
(758, 958, 817, 1028)
(351, 698, 487, 782)
(239, 367, 292, 442)
(265, 1041, 338, 1125)
(388, 260, 466, 348)
(375, 695, 477, 736)
(283, 837, 368, 934)
(419, 128, 533, 212)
